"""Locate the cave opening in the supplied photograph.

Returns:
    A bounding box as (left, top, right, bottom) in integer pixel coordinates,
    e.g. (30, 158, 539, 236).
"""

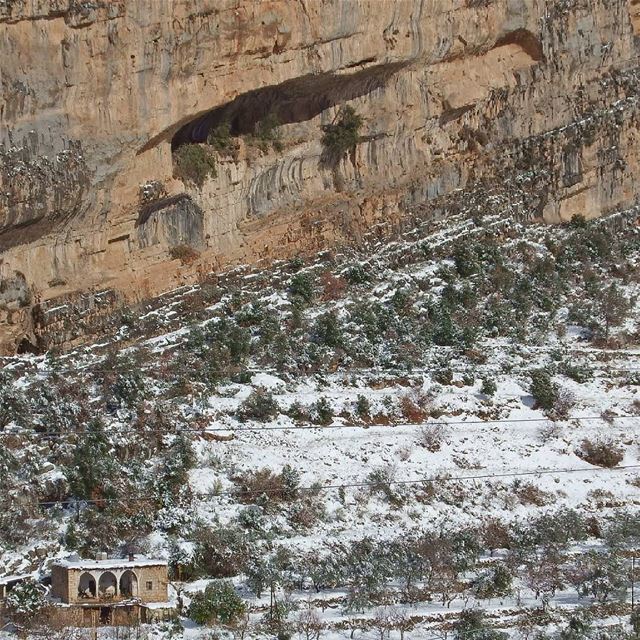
(494, 28, 544, 62)
(167, 61, 406, 152)
(16, 336, 39, 355)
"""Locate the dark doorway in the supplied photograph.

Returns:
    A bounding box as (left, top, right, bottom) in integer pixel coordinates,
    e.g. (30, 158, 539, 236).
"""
(99, 606, 113, 625)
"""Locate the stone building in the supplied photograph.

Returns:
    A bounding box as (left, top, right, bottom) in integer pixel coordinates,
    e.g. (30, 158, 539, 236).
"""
(50, 554, 172, 626)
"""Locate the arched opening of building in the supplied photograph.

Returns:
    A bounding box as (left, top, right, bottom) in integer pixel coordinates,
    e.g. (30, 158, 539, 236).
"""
(98, 572, 117, 599)
(119, 570, 138, 598)
(78, 573, 96, 599)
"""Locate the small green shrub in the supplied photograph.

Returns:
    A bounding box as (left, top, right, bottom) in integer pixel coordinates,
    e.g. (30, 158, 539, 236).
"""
(355, 394, 371, 419)
(256, 112, 280, 140)
(286, 400, 309, 423)
(5, 580, 47, 619)
(249, 112, 282, 152)
(173, 143, 216, 187)
(169, 244, 200, 265)
(481, 377, 497, 396)
(453, 244, 479, 278)
(313, 311, 343, 348)
(239, 388, 279, 422)
(289, 272, 315, 304)
(559, 361, 592, 383)
(569, 214, 588, 228)
(312, 397, 333, 425)
(529, 369, 558, 411)
(287, 257, 305, 271)
(207, 120, 239, 159)
(321, 106, 363, 159)
(455, 608, 507, 640)
(343, 263, 370, 285)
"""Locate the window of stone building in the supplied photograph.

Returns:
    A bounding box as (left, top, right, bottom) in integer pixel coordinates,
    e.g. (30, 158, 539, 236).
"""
(146, 581, 153, 590)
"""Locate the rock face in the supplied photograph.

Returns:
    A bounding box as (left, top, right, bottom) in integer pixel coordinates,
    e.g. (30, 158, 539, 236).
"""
(0, 0, 639, 352)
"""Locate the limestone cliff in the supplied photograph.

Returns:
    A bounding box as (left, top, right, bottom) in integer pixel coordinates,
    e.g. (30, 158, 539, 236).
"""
(0, 0, 639, 352)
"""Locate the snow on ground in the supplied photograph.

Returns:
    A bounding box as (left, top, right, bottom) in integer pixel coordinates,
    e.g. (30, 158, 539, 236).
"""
(3, 211, 640, 638)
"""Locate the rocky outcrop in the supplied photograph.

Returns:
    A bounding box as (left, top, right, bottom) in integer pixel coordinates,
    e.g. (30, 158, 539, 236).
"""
(0, 0, 639, 352)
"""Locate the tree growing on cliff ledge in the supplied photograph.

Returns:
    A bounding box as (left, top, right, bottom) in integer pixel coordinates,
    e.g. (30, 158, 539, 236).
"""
(321, 106, 363, 163)
(173, 143, 217, 188)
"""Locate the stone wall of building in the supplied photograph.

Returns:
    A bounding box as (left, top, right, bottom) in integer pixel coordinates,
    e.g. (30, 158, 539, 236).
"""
(51, 562, 168, 605)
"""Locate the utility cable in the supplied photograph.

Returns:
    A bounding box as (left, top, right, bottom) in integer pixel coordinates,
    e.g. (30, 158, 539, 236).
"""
(34, 463, 640, 508)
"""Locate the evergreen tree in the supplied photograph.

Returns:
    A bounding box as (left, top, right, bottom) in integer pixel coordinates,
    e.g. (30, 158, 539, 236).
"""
(455, 609, 507, 640)
(159, 433, 196, 495)
(6, 580, 47, 622)
(67, 419, 118, 501)
(321, 106, 363, 160)
(314, 311, 343, 348)
(312, 397, 333, 425)
(529, 369, 558, 411)
(189, 580, 246, 625)
(289, 273, 315, 304)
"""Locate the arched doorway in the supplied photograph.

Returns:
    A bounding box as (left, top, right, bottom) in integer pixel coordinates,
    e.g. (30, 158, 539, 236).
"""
(119, 570, 138, 598)
(98, 572, 117, 599)
(78, 572, 96, 599)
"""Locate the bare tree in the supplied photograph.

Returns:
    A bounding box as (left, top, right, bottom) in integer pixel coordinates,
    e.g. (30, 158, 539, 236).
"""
(296, 605, 323, 640)
(524, 551, 565, 610)
(390, 606, 414, 640)
(371, 606, 395, 640)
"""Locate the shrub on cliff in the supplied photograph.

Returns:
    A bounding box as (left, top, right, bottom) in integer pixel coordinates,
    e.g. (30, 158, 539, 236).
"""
(169, 244, 200, 265)
(173, 143, 217, 187)
(321, 106, 363, 161)
(253, 112, 283, 152)
(207, 120, 239, 159)
(289, 272, 315, 304)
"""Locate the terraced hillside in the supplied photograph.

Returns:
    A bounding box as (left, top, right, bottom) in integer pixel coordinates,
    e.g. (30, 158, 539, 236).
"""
(2, 209, 640, 637)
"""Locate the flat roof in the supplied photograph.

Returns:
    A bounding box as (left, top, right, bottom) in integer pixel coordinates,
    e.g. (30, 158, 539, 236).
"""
(0, 574, 31, 585)
(53, 557, 167, 571)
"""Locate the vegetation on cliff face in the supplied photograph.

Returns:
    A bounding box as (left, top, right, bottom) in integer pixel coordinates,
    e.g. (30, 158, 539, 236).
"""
(206, 121, 238, 159)
(321, 106, 363, 161)
(173, 144, 217, 188)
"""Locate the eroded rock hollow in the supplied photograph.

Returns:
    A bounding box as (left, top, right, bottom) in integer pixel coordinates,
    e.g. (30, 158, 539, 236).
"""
(1, 0, 639, 352)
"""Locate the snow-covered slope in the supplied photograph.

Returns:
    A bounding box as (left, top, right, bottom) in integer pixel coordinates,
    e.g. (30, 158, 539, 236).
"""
(3, 209, 640, 638)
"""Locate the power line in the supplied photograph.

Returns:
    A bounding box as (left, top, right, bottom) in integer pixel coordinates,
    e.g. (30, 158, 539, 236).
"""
(35, 463, 640, 508)
(2, 413, 640, 439)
